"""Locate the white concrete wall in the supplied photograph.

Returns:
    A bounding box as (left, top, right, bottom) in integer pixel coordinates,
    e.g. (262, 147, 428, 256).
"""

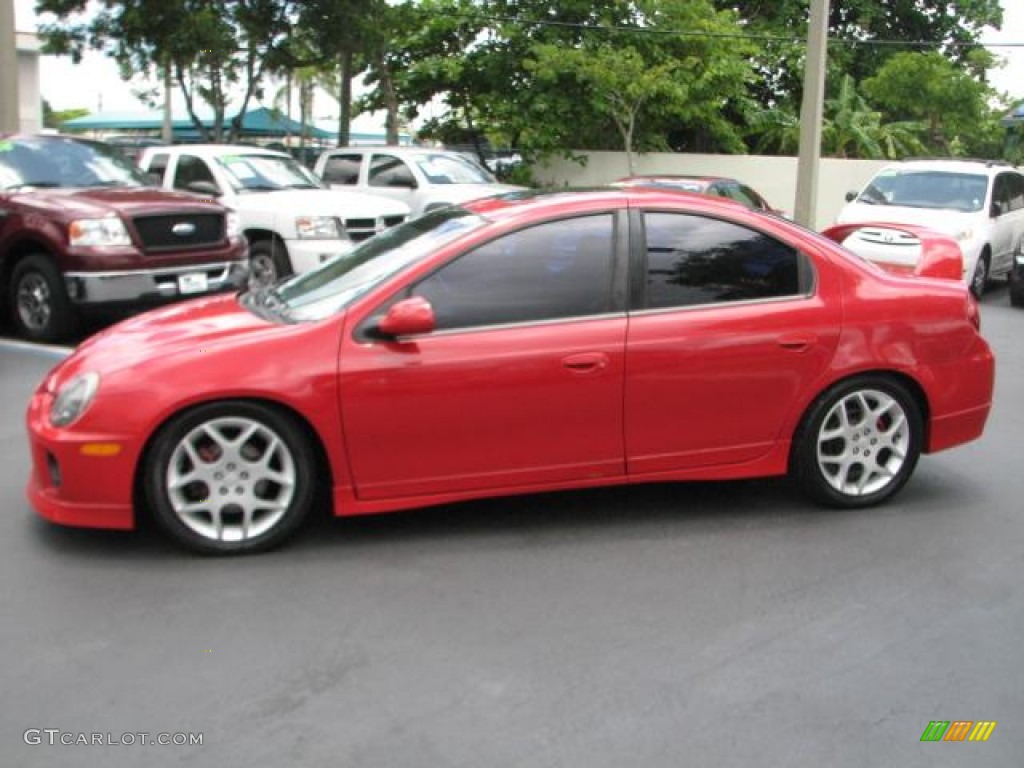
(531, 151, 892, 230)
(16, 32, 42, 133)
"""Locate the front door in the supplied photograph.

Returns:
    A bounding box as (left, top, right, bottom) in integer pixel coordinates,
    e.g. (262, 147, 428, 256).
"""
(339, 212, 629, 500)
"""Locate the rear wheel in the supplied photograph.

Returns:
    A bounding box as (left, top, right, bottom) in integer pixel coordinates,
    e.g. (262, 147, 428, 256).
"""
(792, 376, 922, 508)
(144, 401, 315, 555)
(9, 254, 78, 342)
(249, 240, 292, 289)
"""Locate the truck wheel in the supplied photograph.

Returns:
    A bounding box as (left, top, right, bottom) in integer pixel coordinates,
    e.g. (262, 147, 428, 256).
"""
(249, 240, 293, 288)
(9, 254, 78, 343)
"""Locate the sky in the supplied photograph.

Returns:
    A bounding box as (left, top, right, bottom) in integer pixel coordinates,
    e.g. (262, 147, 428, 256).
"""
(14, 0, 1024, 120)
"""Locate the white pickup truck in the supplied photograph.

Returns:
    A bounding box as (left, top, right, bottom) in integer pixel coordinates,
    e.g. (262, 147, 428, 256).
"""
(139, 145, 409, 285)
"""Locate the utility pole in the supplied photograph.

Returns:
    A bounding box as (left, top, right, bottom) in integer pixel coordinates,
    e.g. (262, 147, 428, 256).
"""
(162, 61, 173, 143)
(794, 0, 830, 228)
(0, 0, 20, 132)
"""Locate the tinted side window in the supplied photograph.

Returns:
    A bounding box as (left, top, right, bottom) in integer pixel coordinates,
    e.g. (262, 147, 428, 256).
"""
(172, 155, 219, 192)
(146, 153, 170, 182)
(412, 214, 615, 330)
(322, 154, 362, 185)
(369, 155, 417, 188)
(642, 213, 805, 309)
(1007, 172, 1024, 212)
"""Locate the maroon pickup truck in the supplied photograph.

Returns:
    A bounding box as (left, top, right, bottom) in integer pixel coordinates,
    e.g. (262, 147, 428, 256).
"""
(0, 135, 249, 342)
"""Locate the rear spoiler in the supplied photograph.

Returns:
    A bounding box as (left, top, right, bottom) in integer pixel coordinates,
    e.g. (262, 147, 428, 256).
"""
(820, 222, 963, 281)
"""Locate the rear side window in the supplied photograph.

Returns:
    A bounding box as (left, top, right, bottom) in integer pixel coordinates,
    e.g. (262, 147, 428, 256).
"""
(322, 154, 362, 185)
(641, 212, 809, 309)
(172, 155, 219, 192)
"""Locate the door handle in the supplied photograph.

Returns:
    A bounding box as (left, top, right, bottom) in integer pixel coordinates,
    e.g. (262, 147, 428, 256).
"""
(777, 333, 817, 351)
(562, 352, 609, 373)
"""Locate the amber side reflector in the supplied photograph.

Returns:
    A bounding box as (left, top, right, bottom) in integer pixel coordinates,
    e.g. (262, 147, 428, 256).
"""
(80, 443, 122, 457)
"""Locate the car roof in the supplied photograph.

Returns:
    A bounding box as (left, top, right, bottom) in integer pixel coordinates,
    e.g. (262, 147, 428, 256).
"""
(461, 186, 750, 222)
(886, 159, 1018, 176)
(615, 174, 727, 184)
(144, 144, 289, 159)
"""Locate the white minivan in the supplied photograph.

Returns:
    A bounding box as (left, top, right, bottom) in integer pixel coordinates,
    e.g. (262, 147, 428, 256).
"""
(139, 145, 410, 285)
(835, 159, 1024, 297)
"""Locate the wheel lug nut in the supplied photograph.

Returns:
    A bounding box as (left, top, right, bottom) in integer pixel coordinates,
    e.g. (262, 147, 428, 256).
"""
(214, 472, 223, 480)
(227, 463, 236, 471)
(220, 487, 228, 495)
(236, 486, 244, 494)
(240, 472, 249, 480)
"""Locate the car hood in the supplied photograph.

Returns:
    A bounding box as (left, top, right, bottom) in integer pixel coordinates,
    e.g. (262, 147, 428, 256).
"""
(14, 186, 224, 220)
(52, 294, 301, 383)
(836, 202, 979, 235)
(231, 188, 410, 217)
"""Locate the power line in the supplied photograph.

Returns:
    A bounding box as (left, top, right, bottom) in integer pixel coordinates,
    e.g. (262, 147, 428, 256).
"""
(416, 9, 1024, 50)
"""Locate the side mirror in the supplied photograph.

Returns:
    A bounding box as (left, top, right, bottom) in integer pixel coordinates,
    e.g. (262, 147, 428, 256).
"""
(845, 190, 858, 202)
(991, 202, 1005, 218)
(186, 180, 221, 197)
(377, 296, 436, 338)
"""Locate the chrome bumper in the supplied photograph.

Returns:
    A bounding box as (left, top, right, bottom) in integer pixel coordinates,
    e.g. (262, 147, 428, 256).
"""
(64, 261, 249, 305)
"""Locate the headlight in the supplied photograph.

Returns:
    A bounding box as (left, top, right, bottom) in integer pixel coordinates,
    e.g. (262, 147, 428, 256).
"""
(226, 211, 242, 239)
(954, 228, 974, 242)
(50, 372, 100, 428)
(295, 216, 342, 239)
(69, 217, 131, 247)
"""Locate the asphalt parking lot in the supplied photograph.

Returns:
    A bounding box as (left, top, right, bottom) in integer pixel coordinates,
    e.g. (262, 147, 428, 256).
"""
(1, 290, 1023, 767)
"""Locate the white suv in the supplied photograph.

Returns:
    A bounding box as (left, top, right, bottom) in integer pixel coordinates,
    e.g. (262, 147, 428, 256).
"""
(313, 147, 524, 218)
(835, 159, 1024, 296)
(139, 145, 410, 285)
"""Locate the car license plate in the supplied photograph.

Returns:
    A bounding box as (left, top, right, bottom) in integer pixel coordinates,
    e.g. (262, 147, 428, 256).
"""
(178, 272, 208, 294)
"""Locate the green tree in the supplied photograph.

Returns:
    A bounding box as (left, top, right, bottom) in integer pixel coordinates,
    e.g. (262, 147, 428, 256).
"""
(823, 75, 925, 159)
(36, 0, 300, 142)
(41, 100, 89, 129)
(863, 50, 996, 155)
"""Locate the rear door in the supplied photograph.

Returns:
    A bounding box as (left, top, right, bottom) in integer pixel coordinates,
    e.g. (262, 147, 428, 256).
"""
(991, 171, 1024, 275)
(624, 209, 842, 474)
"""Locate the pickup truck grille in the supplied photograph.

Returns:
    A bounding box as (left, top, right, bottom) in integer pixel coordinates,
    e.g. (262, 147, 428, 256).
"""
(133, 213, 226, 253)
(346, 215, 407, 242)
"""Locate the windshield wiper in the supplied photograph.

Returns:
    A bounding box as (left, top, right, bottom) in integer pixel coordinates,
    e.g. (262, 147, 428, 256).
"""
(239, 184, 283, 192)
(5, 181, 62, 190)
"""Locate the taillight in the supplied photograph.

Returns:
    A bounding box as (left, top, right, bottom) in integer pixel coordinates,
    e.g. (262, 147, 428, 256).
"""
(967, 293, 981, 331)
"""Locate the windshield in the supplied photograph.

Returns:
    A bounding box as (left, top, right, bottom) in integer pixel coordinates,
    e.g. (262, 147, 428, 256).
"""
(0, 136, 151, 190)
(215, 153, 324, 192)
(261, 207, 487, 322)
(411, 153, 496, 185)
(857, 170, 988, 213)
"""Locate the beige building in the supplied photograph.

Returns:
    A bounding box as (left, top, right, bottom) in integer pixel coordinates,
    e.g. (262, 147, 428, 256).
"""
(16, 30, 42, 132)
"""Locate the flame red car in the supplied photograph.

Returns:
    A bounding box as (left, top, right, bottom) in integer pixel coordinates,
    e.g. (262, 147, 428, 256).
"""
(26, 189, 994, 554)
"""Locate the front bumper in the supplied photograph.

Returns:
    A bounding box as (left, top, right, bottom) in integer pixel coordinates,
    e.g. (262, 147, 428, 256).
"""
(25, 389, 137, 530)
(64, 260, 249, 306)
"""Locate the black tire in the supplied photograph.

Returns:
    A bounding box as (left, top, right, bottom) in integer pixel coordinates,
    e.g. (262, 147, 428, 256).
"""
(9, 254, 78, 342)
(1011, 284, 1024, 308)
(248, 239, 293, 288)
(970, 250, 989, 299)
(144, 401, 315, 555)
(791, 376, 923, 509)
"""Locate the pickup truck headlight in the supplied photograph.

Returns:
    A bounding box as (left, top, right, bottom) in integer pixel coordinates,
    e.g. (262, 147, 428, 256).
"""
(226, 211, 242, 239)
(50, 372, 100, 427)
(295, 216, 343, 240)
(69, 216, 132, 247)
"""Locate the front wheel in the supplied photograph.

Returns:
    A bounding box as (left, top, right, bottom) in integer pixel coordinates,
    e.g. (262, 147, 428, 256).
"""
(970, 251, 989, 299)
(248, 240, 293, 289)
(792, 377, 923, 508)
(9, 254, 78, 342)
(144, 401, 315, 555)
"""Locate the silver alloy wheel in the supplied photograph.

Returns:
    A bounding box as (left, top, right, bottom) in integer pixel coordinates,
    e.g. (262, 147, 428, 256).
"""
(16, 272, 52, 332)
(815, 388, 909, 497)
(165, 416, 297, 543)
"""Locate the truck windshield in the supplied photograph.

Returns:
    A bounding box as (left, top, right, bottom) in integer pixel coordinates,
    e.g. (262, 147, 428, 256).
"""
(0, 136, 150, 191)
(215, 154, 323, 192)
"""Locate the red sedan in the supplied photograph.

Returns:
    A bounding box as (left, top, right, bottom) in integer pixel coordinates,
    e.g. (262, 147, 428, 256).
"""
(26, 189, 994, 554)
